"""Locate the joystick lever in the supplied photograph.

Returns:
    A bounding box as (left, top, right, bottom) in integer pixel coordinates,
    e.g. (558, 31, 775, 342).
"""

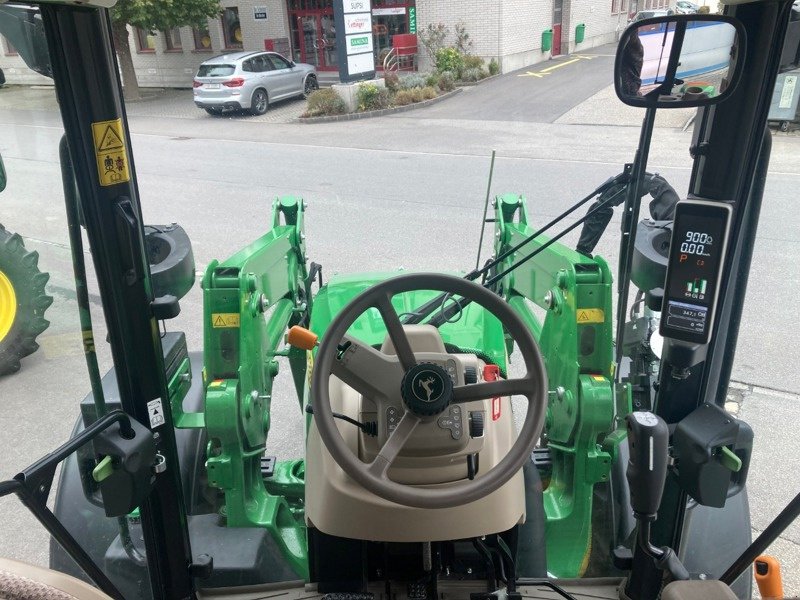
(624, 412, 689, 597)
(626, 411, 669, 520)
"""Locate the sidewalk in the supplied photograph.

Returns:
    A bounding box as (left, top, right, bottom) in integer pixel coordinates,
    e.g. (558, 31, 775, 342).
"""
(0, 85, 308, 124)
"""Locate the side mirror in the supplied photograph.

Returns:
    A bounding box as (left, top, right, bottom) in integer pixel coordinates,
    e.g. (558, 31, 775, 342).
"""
(614, 14, 746, 108)
(289, 61, 296, 68)
(0, 153, 6, 193)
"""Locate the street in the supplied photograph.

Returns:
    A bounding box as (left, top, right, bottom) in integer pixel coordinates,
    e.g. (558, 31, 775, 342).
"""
(1, 50, 799, 594)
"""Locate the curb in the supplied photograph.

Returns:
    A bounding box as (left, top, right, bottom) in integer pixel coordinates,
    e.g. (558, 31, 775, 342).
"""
(456, 73, 501, 87)
(297, 87, 463, 124)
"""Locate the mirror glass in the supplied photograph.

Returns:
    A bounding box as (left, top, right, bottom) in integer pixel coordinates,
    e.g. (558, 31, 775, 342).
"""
(616, 17, 741, 107)
(0, 153, 5, 193)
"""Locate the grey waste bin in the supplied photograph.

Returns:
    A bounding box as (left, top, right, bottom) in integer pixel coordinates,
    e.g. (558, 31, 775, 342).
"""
(769, 68, 800, 131)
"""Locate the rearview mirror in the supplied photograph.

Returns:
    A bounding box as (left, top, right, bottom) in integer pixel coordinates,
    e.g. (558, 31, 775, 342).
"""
(615, 14, 745, 108)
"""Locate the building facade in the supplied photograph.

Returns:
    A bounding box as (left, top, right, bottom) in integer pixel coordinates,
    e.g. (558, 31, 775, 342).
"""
(0, 0, 673, 87)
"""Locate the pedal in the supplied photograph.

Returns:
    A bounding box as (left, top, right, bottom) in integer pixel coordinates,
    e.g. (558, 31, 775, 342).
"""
(260, 455, 276, 478)
(407, 582, 427, 600)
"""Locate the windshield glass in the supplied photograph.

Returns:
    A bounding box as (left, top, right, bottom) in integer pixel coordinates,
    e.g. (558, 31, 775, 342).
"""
(0, 2, 798, 599)
(197, 64, 235, 77)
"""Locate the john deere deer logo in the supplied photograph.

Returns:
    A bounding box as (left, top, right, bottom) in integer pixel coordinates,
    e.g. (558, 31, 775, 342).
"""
(418, 377, 436, 401)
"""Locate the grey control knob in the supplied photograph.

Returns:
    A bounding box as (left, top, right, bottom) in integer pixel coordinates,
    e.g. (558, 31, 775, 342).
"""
(469, 411, 485, 438)
(464, 366, 478, 384)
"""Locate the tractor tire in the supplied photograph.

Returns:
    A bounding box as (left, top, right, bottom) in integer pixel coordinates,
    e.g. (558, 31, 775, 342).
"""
(0, 225, 53, 376)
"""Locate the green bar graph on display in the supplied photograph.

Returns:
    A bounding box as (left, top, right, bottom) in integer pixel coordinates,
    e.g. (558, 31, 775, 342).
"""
(686, 279, 708, 294)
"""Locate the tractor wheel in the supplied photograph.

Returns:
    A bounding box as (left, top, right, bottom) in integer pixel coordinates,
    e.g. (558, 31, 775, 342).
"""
(0, 225, 53, 376)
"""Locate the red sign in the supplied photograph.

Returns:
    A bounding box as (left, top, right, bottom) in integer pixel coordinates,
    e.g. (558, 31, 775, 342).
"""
(483, 364, 502, 421)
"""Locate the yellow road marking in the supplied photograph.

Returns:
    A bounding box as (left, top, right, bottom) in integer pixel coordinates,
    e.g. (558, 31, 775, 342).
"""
(517, 54, 595, 78)
(540, 57, 581, 73)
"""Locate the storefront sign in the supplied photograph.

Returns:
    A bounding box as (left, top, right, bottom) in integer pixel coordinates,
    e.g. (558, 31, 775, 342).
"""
(343, 0, 370, 13)
(346, 33, 374, 54)
(347, 52, 375, 75)
(408, 7, 416, 33)
(253, 6, 267, 19)
(344, 13, 372, 34)
(334, 0, 375, 82)
(372, 7, 404, 15)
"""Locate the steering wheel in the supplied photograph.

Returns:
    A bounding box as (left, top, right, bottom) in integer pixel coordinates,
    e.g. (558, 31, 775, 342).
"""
(311, 273, 548, 509)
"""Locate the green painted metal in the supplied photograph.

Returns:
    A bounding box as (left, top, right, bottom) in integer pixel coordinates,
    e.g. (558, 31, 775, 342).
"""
(491, 193, 621, 577)
(308, 272, 508, 373)
(197, 196, 311, 579)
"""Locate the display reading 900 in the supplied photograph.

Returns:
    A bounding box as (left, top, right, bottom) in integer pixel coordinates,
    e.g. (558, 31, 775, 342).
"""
(660, 200, 732, 344)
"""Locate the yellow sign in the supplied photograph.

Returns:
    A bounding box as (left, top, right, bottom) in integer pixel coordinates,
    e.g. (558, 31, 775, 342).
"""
(91, 119, 130, 186)
(212, 313, 240, 328)
(577, 308, 604, 324)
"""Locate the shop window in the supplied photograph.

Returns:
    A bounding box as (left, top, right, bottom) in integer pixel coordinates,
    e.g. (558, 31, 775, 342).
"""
(3, 36, 17, 56)
(135, 27, 156, 53)
(221, 7, 243, 50)
(193, 26, 212, 51)
(164, 27, 183, 51)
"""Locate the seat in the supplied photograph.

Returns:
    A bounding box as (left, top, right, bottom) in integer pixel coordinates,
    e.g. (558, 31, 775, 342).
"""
(661, 580, 738, 600)
(0, 558, 112, 600)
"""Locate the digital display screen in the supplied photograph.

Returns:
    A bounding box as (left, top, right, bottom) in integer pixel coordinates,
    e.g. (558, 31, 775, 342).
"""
(661, 201, 731, 344)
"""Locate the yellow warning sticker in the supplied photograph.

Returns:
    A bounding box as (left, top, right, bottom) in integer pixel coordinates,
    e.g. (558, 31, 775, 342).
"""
(306, 350, 314, 388)
(91, 118, 130, 187)
(212, 313, 240, 328)
(576, 308, 604, 324)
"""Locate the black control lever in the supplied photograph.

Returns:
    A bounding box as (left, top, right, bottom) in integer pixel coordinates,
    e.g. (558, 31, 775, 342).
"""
(624, 411, 689, 598)
(626, 411, 669, 520)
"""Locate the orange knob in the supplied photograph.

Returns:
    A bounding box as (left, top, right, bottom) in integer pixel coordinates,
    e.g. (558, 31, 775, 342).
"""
(754, 555, 783, 600)
(287, 325, 318, 351)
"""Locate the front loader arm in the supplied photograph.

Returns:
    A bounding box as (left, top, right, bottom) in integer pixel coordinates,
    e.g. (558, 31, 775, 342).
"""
(182, 197, 310, 578)
(492, 194, 628, 577)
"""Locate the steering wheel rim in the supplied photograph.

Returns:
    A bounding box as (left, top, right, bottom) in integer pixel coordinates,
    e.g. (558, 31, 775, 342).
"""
(311, 272, 548, 509)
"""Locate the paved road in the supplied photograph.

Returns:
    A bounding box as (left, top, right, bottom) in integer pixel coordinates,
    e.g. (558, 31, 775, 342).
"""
(0, 66, 799, 595)
(417, 48, 617, 123)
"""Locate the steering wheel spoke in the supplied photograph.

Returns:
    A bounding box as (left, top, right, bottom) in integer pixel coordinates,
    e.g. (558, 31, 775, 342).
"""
(331, 335, 404, 402)
(374, 293, 417, 372)
(452, 377, 532, 403)
(367, 410, 421, 479)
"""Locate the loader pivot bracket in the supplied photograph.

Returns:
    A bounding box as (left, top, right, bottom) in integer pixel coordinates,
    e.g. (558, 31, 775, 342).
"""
(672, 402, 753, 508)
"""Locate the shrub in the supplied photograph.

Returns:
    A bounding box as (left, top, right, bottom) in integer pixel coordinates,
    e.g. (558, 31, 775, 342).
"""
(454, 21, 473, 54)
(304, 88, 346, 117)
(420, 86, 438, 100)
(399, 73, 428, 90)
(435, 47, 464, 76)
(463, 54, 484, 70)
(356, 84, 390, 111)
(461, 67, 489, 82)
(419, 23, 449, 64)
(488, 58, 500, 76)
(384, 71, 400, 92)
(437, 70, 456, 92)
(393, 89, 417, 106)
(425, 72, 440, 88)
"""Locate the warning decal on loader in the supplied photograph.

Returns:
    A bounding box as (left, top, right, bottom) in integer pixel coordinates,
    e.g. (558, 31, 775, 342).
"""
(212, 313, 240, 328)
(91, 118, 130, 186)
(576, 308, 604, 324)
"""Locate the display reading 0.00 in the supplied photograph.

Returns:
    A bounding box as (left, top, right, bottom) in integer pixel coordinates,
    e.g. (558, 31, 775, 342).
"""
(661, 201, 732, 345)
(680, 231, 713, 256)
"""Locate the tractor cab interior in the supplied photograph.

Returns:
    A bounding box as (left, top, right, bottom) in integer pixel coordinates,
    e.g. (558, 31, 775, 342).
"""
(0, 1, 798, 600)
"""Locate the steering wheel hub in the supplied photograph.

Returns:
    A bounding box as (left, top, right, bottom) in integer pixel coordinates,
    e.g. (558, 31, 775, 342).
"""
(401, 362, 453, 416)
